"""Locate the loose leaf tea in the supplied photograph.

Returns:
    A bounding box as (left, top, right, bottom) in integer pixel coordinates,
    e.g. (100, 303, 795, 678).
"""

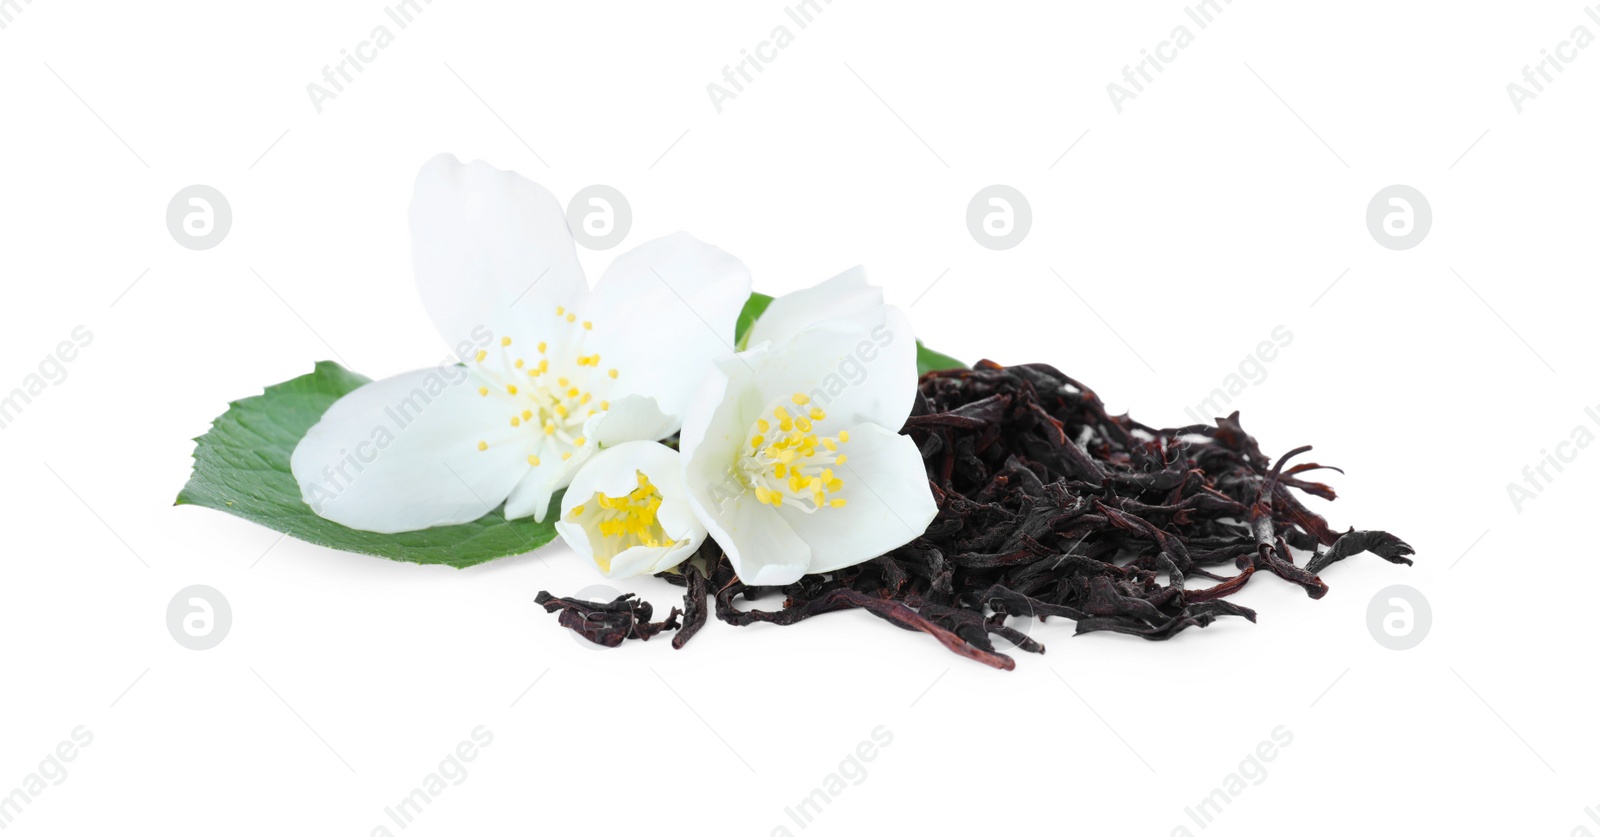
(534, 591, 682, 647)
(538, 361, 1414, 669)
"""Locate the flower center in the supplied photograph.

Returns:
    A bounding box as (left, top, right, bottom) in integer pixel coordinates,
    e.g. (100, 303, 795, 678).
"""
(471, 307, 620, 464)
(737, 392, 850, 512)
(568, 471, 674, 571)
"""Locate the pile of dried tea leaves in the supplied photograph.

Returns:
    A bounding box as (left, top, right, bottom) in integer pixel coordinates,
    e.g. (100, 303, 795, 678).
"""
(536, 361, 1414, 670)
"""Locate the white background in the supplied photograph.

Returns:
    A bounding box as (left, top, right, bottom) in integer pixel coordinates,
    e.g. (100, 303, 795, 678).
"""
(2, 1, 1595, 834)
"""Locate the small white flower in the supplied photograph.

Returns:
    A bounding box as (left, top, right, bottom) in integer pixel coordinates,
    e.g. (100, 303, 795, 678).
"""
(554, 441, 705, 578)
(745, 265, 883, 348)
(291, 155, 751, 533)
(679, 300, 937, 585)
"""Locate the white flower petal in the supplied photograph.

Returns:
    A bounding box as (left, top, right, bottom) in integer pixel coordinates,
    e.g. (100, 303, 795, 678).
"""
(410, 155, 588, 359)
(704, 496, 811, 586)
(582, 394, 677, 447)
(680, 353, 761, 500)
(749, 306, 919, 432)
(555, 441, 705, 577)
(747, 266, 883, 348)
(291, 366, 531, 533)
(603, 543, 698, 579)
(582, 232, 752, 419)
(502, 451, 585, 524)
(779, 422, 937, 574)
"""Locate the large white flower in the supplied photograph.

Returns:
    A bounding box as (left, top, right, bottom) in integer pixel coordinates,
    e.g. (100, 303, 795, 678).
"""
(679, 303, 937, 585)
(555, 441, 705, 578)
(291, 155, 751, 533)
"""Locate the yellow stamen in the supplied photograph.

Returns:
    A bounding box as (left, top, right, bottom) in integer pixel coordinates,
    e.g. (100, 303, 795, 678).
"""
(528, 455, 540, 466)
(500, 336, 512, 347)
(792, 393, 810, 405)
(476, 440, 488, 451)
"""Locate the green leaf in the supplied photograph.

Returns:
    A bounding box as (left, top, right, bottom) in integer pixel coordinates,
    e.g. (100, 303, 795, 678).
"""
(916, 342, 966, 375)
(176, 361, 559, 568)
(733, 291, 966, 373)
(734, 291, 774, 350)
